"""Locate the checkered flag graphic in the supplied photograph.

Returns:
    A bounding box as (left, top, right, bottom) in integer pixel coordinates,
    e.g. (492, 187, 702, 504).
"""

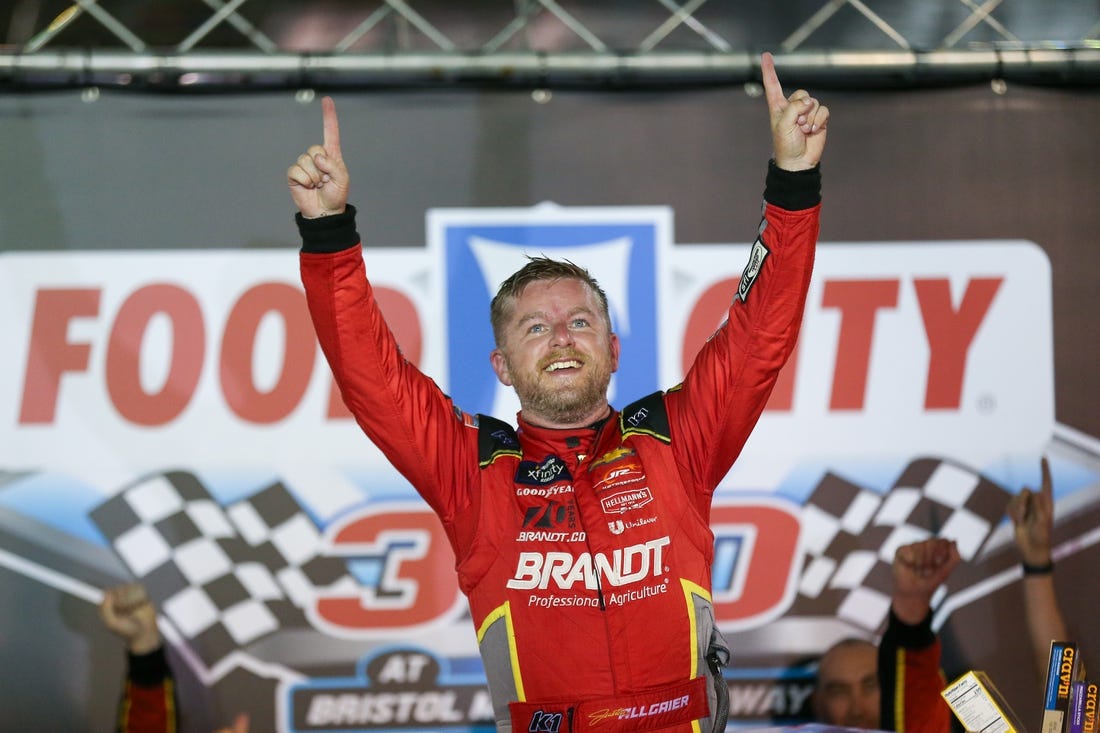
(791, 458, 1011, 632)
(91, 471, 358, 667)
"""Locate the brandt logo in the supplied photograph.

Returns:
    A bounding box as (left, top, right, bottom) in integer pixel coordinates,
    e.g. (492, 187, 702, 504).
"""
(600, 487, 654, 515)
(507, 536, 670, 590)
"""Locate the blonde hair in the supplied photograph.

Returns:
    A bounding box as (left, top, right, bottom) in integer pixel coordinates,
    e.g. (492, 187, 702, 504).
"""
(489, 256, 611, 345)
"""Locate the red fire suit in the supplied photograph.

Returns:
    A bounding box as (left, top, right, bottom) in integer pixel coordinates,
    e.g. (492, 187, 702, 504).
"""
(299, 162, 821, 732)
(114, 647, 176, 733)
(879, 609, 951, 733)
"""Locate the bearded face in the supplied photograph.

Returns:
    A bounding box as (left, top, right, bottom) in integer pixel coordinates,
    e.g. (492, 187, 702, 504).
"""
(490, 278, 620, 429)
(502, 345, 616, 426)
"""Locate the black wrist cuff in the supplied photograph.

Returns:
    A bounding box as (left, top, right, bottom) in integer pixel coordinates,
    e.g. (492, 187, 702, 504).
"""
(887, 607, 936, 649)
(297, 204, 359, 253)
(764, 160, 822, 211)
(1022, 560, 1054, 575)
(127, 645, 171, 688)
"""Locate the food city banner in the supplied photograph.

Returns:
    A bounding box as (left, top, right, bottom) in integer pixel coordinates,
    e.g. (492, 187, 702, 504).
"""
(3, 206, 1098, 731)
(1, 86, 1099, 733)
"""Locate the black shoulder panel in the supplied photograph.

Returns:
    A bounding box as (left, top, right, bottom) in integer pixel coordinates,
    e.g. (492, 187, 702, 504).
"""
(619, 391, 671, 444)
(477, 414, 522, 468)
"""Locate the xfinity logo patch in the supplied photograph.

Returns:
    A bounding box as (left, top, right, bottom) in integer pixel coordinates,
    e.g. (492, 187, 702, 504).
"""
(518, 456, 571, 485)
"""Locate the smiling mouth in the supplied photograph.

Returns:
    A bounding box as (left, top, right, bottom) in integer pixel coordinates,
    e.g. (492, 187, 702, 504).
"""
(545, 359, 582, 372)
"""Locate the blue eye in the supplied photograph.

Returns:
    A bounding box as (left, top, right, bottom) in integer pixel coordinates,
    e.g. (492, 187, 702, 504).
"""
(572, 318, 589, 328)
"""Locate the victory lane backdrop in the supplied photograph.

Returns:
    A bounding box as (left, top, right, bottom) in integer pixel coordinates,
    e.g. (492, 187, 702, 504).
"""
(1, 85, 1099, 732)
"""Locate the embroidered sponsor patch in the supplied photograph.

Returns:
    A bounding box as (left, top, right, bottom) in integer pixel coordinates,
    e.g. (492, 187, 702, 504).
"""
(590, 446, 635, 469)
(594, 465, 646, 492)
(599, 487, 654, 515)
(607, 516, 657, 535)
(517, 455, 572, 485)
(737, 237, 770, 302)
(528, 709, 565, 732)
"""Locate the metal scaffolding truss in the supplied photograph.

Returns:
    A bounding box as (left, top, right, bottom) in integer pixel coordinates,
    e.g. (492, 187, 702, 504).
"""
(2, 0, 1099, 89)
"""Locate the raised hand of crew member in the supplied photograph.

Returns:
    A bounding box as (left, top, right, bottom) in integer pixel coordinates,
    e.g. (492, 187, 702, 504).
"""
(890, 538, 961, 625)
(287, 96, 349, 219)
(1007, 456, 1055, 568)
(760, 51, 829, 172)
(100, 582, 162, 656)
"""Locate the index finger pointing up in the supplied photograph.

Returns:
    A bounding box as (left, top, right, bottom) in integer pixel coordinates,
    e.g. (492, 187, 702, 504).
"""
(760, 52, 786, 112)
(1039, 455, 1053, 500)
(322, 96, 341, 158)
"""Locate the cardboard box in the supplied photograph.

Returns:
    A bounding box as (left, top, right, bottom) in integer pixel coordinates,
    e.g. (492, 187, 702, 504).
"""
(942, 670, 1027, 733)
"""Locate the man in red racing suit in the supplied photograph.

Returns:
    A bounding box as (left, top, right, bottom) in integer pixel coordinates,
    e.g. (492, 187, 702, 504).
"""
(290, 53, 827, 733)
(814, 539, 960, 733)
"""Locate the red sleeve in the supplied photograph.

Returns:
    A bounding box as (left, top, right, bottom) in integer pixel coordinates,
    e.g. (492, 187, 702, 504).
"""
(667, 181, 820, 496)
(879, 611, 951, 733)
(116, 647, 176, 733)
(300, 243, 476, 526)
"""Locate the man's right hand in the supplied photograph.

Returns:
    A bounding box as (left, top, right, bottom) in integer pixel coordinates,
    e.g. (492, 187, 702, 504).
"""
(287, 96, 350, 218)
(1006, 456, 1054, 567)
(100, 583, 161, 655)
(760, 51, 828, 172)
(891, 538, 960, 625)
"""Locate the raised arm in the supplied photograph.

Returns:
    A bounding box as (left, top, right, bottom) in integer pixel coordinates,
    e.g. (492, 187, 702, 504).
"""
(668, 53, 825, 494)
(101, 583, 178, 733)
(1006, 457, 1073, 682)
(293, 98, 475, 524)
(878, 539, 960, 733)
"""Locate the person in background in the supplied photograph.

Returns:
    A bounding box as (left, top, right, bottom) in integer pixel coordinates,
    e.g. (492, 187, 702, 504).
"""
(1006, 457, 1082, 683)
(100, 583, 249, 733)
(100, 583, 177, 733)
(813, 537, 960, 732)
(814, 637, 879, 729)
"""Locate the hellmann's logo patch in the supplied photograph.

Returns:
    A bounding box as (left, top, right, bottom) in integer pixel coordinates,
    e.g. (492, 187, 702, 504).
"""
(600, 487, 654, 515)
